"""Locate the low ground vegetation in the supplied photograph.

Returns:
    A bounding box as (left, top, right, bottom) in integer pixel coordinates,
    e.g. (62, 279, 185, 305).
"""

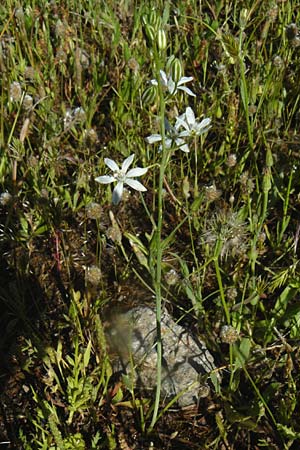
(1, 1, 300, 449)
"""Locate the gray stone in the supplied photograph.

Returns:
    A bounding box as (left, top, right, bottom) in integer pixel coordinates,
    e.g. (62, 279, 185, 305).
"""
(106, 306, 219, 407)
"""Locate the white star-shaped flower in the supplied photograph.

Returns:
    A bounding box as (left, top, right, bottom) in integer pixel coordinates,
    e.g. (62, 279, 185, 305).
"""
(150, 70, 196, 97)
(145, 118, 189, 152)
(176, 107, 211, 137)
(95, 154, 148, 205)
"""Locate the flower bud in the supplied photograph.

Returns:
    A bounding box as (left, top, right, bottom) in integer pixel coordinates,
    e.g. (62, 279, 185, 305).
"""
(144, 23, 155, 42)
(216, 105, 223, 119)
(239, 9, 248, 29)
(157, 28, 167, 50)
(263, 168, 272, 193)
(148, 10, 161, 29)
(182, 176, 190, 199)
(142, 85, 157, 105)
(266, 147, 273, 168)
(171, 58, 183, 82)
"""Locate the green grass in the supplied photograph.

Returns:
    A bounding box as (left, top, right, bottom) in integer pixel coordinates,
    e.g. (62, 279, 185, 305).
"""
(1, 1, 300, 448)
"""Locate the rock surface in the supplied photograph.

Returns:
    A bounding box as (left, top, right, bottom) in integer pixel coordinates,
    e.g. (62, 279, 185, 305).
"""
(106, 306, 219, 407)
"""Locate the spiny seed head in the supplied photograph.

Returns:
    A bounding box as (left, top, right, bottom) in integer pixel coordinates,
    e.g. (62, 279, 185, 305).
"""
(23, 94, 33, 110)
(240, 171, 254, 194)
(268, 4, 278, 22)
(24, 66, 36, 80)
(15, 7, 24, 21)
(198, 384, 210, 398)
(258, 231, 266, 245)
(10, 81, 22, 102)
(56, 47, 67, 64)
(86, 265, 102, 286)
(202, 209, 249, 260)
(291, 37, 300, 48)
(226, 153, 237, 167)
(73, 107, 86, 122)
(164, 268, 180, 286)
(239, 8, 248, 29)
(205, 184, 222, 202)
(27, 155, 39, 167)
(84, 128, 99, 144)
(248, 104, 257, 115)
(86, 202, 103, 220)
(273, 55, 284, 68)
(55, 19, 66, 38)
(64, 109, 73, 129)
(220, 325, 239, 344)
(78, 47, 90, 68)
(128, 57, 140, 74)
(227, 287, 238, 302)
(286, 23, 298, 40)
(0, 192, 12, 206)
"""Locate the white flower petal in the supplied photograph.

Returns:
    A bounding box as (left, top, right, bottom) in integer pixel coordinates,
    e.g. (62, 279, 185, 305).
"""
(122, 154, 134, 172)
(176, 117, 189, 131)
(158, 138, 172, 152)
(112, 181, 124, 204)
(150, 78, 158, 86)
(178, 86, 196, 97)
(174, 137, 189, 152)
(126, 167, 148, 177)
(95, 175, 116, 184)
(195, 118, 212, 134)
(175, 137, 188, 147)
(178, 143, 190, 152)
(165, 137, 172, 148)
(200, 117, 212, 128)
(174, 115, 185, 130)
(177, 130, 190, 137)
(125, 178, 147, 192)
(185, 107, 195, 126)
(145, 134, 162, 144)
(167, 78, 176, 94)
(104, 158, 119, 172)
(177, 76, 194, 85)
(164, 118, 172, 132)
(159, 70, 168, 86)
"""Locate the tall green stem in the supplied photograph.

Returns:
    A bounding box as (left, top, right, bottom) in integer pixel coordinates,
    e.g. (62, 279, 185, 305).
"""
(148, 60, 167, 432)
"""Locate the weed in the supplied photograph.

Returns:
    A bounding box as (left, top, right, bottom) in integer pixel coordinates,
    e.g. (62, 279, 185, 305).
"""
(1, 1, 300, 449)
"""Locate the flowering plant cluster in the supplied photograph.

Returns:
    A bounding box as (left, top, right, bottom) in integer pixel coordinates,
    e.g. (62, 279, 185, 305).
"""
(146, 106, 211, 153)
(95, 68, 211, 205)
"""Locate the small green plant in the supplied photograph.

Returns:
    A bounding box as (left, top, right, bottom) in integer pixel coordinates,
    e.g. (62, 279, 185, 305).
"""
(1, 1, 300, 448)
